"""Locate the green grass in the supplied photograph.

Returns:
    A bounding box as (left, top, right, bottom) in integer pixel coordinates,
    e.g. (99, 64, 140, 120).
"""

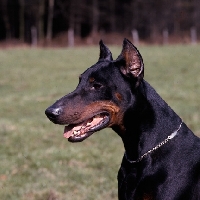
(0, 44, 200, 200)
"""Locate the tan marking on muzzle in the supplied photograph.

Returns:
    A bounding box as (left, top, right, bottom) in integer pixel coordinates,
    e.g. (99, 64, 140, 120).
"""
(82, 101, 123, 127)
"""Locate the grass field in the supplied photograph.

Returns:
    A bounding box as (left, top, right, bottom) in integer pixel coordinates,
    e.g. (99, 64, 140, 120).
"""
(0, 44, 200, 200)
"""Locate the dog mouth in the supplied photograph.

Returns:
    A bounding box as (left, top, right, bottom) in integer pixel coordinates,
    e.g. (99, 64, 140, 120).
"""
(63, 112, 110, 142)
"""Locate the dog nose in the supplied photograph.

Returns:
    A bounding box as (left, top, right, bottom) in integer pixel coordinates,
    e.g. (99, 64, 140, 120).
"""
(45, 107, 62, 119)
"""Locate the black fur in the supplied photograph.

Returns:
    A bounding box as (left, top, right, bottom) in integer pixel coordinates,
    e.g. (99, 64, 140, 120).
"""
(45, 39, 200, 199)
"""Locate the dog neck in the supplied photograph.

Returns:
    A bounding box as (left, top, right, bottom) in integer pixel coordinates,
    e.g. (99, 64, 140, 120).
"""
(125, 120, 183, 163)
(114, 80, 182, 162)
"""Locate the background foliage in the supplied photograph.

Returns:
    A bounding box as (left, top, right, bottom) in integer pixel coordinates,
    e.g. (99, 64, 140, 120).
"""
(0, 0, 200, 45)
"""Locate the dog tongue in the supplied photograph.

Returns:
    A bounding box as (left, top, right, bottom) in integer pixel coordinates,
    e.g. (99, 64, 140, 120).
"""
(63, 125, 74, 138)
(63, 115, 104, 139)
(63, 124, 84, 138)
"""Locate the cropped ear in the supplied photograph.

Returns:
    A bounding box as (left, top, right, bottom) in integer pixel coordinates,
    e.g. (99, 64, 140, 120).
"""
(99, 40, 113, 61)
(116, 38, 144, 87)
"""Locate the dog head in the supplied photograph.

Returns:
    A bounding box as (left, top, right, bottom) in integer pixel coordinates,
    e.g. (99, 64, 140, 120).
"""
(45, 39, 144, 142)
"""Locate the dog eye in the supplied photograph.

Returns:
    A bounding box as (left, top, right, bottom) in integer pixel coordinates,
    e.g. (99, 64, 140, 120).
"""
(91, 83, 103, 90)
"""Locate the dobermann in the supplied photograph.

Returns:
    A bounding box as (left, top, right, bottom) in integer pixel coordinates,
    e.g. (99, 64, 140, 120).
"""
(45, 39, 200, 200)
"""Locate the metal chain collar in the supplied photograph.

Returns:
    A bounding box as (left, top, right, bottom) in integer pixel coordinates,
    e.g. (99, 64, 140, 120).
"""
(125, 120, 183, 164)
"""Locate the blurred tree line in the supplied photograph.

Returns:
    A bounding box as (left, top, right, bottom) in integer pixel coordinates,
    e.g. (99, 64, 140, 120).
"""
(0, 0, 199, 45)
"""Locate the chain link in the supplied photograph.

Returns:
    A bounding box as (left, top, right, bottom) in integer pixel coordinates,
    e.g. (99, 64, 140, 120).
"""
(125, 121, 183, 164)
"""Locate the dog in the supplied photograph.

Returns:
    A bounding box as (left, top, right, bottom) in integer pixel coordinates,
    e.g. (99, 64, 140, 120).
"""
(45, 39, 200, 199)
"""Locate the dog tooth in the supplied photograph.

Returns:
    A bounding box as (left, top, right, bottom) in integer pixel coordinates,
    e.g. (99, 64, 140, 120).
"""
(73, 130, 80, 135)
